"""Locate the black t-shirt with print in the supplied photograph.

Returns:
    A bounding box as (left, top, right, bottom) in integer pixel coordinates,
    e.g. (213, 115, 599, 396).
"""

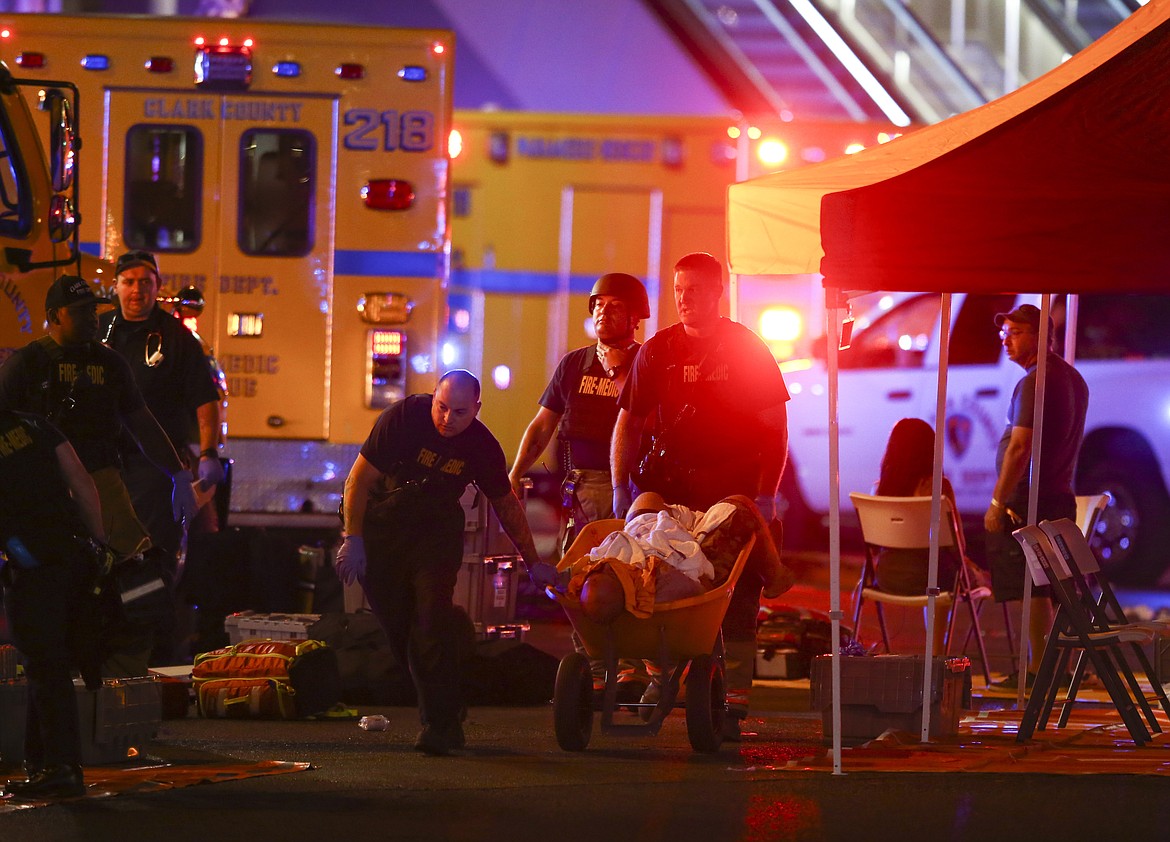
(359, 393, 510, 523)
(0, 337, 145, 472)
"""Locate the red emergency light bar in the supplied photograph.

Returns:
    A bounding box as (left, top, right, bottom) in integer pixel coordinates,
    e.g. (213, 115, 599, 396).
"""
(15, 52, 44, 69)
(336, 63, 365, 80)
(362, 179, 414, 211)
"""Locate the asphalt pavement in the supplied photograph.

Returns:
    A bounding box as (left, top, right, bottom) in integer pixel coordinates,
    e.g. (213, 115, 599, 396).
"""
(6, 547, 1170, 840)
(5, 690, 1170, 842)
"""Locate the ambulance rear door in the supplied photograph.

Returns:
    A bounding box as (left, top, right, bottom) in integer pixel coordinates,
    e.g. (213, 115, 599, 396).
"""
(105, 88, 337, 440)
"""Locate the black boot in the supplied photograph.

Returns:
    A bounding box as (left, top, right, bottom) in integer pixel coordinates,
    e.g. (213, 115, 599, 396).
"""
(4, 764, 85, 799)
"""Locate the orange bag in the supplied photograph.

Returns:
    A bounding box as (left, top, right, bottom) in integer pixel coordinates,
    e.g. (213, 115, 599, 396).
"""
(192, 639, 341, 719)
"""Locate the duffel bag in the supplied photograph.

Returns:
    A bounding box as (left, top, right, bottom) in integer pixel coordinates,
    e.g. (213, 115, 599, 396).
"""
(192, 639, 342, 719)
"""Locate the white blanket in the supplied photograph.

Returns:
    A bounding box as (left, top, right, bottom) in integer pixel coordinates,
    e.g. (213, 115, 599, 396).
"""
(587, 502, 736, 582)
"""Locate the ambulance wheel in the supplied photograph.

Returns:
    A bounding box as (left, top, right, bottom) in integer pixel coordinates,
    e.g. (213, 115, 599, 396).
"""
(685, 654, 725, 753)
(553, 653, 593, 751)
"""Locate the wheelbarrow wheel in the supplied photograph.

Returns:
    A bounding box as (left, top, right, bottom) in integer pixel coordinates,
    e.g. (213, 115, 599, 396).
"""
(553, 652, 594, 751)
(685, 654, 725, 753)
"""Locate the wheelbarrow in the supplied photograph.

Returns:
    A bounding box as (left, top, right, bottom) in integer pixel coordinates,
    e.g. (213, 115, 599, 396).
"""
(546, 518, 755, 753)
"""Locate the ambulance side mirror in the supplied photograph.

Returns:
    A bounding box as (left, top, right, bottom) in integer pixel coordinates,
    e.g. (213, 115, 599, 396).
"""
(46, 89, 76, 194)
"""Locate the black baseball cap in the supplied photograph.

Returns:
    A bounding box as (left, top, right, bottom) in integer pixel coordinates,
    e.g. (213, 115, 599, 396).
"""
(44, 274, 108, 311)
(994, 303, 1055, 334)
(115, 249, 160, 278)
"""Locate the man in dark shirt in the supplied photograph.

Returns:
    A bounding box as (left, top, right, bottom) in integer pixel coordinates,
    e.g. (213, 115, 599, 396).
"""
(0, 274, 196, 676)
(0, 410, 106, 800)
(337, 370, 552, 755)
(611, 252, 792, 739)
(509, 272, 649, 700)
(100, 250, 223, 562)
(984, 303, 1089, 685)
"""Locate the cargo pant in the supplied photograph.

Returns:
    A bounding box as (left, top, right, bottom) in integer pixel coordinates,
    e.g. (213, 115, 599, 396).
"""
(563, 468, 650, 696)
(4, 558, 87, 769)
(362, 502, 466, 729)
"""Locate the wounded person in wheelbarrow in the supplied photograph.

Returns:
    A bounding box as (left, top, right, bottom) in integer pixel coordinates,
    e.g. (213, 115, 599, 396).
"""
(567, 492, 795, 736)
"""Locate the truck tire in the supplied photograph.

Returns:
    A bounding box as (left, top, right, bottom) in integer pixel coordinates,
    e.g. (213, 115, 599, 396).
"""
(1080, 461, 1170, 585)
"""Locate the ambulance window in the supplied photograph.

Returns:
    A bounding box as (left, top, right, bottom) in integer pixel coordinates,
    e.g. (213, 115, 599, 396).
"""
(0, 109, 31, 238)
(239, 129, 314, 257)
(123, 125, 202, 252)
(839, 293, 940, 369)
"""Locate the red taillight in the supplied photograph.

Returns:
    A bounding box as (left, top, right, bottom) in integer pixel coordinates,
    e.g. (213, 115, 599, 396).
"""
(336, 63, 365, 80)
(362, 179, 414, 211)
(15, 52, 44, 68)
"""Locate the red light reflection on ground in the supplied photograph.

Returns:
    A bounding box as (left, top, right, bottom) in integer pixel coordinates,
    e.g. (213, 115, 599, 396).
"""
(742, 792, 823, 841)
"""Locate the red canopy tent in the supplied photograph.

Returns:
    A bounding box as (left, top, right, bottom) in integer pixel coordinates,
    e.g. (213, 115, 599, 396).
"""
(727, 0, 1170, 771)
(730, 0, 1170, 294)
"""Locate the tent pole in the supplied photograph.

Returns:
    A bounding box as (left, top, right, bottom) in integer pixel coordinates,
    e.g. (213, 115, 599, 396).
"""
(826, 288, 844, 775)
(921, 293, 951, 741)
(1016, 294, 1052, 706)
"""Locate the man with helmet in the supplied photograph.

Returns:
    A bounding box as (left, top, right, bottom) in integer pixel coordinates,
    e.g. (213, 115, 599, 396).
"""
(509, 272, 650, 702)
(509, 271, 650, 541)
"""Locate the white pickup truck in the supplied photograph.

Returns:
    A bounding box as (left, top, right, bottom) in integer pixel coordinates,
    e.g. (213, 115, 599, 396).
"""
(779, 291, 1170, 584)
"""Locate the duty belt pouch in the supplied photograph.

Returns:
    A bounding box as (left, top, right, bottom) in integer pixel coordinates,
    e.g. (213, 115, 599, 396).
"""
(115, 550, 173, 626)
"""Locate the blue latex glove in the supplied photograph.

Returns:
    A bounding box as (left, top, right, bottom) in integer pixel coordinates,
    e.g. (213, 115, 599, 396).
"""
(528, 561, 559, 590)
(198, 454, 225, 487)
(171, 469, 198, 522)
(613, 485, 632, 520)
(335, 536, 367, 586)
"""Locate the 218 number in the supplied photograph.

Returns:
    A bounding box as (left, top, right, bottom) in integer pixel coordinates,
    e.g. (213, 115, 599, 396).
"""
(343, 109, 433, 152)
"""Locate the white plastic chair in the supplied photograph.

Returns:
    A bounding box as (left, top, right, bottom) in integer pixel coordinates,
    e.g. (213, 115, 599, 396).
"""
(849, 493, 994, 684)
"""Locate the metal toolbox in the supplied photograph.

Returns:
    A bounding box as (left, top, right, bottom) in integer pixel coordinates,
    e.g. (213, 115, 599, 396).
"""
(0, 677, 161, 766)
(454, 554, 520, 634)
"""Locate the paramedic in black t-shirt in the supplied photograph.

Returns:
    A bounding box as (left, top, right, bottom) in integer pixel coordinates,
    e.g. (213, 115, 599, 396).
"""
(0, 410, 107, 800)
(336, 370, 551, 755)
(611, 252, 791, 740)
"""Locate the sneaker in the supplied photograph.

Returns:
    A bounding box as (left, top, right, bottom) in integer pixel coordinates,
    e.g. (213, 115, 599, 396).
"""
(637, 681, 661, 722)
(413, 721, 465, 756)
(3, 764, 85, 799)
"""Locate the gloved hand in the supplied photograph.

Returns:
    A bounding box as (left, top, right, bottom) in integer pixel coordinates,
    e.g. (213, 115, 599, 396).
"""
(198, 454, 225, 487)
(754, 493, 777, 523)
(528, 561, 560, 591)
(335, 536, 367, 586)
(171, 469, 198, 522)
(613, 484, 632, 519)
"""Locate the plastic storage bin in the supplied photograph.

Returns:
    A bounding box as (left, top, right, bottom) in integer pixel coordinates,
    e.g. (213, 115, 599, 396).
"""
(810, 654, 970, 742)
(225, 610, 322, 644)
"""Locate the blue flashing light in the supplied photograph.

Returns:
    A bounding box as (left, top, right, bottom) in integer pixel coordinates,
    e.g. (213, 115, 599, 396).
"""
(81, 54, 110, 71)
(397, 65, 427, 82)
(273, 60, 301, 78)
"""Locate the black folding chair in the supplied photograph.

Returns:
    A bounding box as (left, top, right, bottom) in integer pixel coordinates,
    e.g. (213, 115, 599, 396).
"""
(1011, 524, 1153, 746)
(1038, 517, 1170, 730)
